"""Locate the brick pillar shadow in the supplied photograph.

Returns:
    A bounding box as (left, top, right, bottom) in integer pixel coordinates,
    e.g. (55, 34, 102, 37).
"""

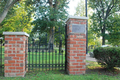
(66, 16, 88, 75)
(3, 32, 29, 77)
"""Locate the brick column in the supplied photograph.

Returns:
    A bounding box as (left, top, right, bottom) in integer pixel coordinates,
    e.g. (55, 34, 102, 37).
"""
(66, 16, 88, 75)
(3, 32, 29, 77)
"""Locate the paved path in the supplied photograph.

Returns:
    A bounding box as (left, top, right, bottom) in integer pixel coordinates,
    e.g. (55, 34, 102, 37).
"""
(86, 54, 97, 62)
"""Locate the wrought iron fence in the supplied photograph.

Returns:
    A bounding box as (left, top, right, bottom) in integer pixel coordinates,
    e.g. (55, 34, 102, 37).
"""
(0, 37, 3, 76)
(27, 27, 66, 71)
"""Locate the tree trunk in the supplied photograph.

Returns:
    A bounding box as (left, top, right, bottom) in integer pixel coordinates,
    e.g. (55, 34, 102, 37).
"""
(102, 25, 106, 45)
(0, 7, 9, 24)
(48, 27, 55, 50)
(0, 0, 18, 24)
(102, 35, 105, 45)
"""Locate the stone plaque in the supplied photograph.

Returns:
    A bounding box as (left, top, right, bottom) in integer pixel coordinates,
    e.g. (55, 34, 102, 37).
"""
(72, 24, 85, 33)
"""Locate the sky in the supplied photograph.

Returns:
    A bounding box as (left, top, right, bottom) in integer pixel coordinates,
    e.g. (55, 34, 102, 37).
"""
(67, 0, 80, 16)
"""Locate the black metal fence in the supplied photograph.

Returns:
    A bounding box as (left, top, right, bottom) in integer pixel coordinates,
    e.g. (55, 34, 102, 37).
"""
(0, 38, 3, 76)
(27, 27, 66, 71)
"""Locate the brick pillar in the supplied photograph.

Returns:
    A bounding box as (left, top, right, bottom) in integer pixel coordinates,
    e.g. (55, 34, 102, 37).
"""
(3, 32, 29, 77)
(66, 16, 88, 75)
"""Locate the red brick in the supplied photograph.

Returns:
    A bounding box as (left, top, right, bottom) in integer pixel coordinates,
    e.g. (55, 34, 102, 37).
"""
(12, 64, 19, 66)
(16, 61, 23, 63)
(83, 54, 86, 56)
(80, 51, 86, 53)
(8, 54, 15, 57)
(16, 54, 24, 57)
(13, 45, 19, 47)
(80, 69, 86, 71)
(77, 42, 84, 44)
(5, 70, 11, 73)
(73, 45, 80, 47)
(81, 34, 86, 36)
(73, 69, 79, 71)
(76, 66, 83, 68)
(17, 41, 24, 44)
(20, 70, 25, 72)
(9, 41, 16, 44)
(77, 48, 84, 50)
(8, 60, 15, 63)
(70, 41, 76, 44)
(70, 35, 76, 38)
(13, 51, 16, 53)
(70, 54, 76, 56)
(73, 51, 79, 53)
(13, 57, 19, 60)
(77, 60, 83, 62)
(16, 73, 24, 76)
(69, 72, 75, 75)
(13, 38, 20, 40)
(11, 70, 19, 73)
(76, 72, 83, 74)
(5, 38, 12, 40)
(80, 63, 85, 65)
(81, 22, 86, 24)
(69, 69, 73, 71)
(8, 67, 15, 69)
(16, 67, 23, 69)
(73, 39, 80, 41)
(70, 60, 75, 62)
(8, 51, 12, 53)
(72, 63, 79, 65)
(74, 57, 79, 59)
(77, 54, 83, 56)
(69, 66, 76, 68)
(17, 51, 20, 53)
(70, 48, 76, 50)
(80, 39, 86, 41)
(5, 54, 8, 57)
(81, 45, 86, 47)
(9, 48, 15, 50)
(4, 64, 12, 66)
(9, 35, 16, 37)
(80, 57, 86, 59)
(17, 48, 24, 51)
(20, 57, 25, 60)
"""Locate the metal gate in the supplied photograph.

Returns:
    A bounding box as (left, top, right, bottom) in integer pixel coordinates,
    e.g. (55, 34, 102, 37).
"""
(27, 26, 67, 71)
(0, 38, 4, 76)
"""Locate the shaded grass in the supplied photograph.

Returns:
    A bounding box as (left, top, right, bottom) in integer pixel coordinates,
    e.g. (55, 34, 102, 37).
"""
(0, 70, 120, 80)
(0, 60, 120, 80)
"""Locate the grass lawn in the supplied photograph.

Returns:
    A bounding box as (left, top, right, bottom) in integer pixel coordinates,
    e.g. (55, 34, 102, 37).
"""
(1, 47, 120, 80)
(0, 60, 120, 80)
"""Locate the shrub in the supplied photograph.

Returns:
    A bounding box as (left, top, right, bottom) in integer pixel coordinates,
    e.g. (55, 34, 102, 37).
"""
(93, 47, 120, 70)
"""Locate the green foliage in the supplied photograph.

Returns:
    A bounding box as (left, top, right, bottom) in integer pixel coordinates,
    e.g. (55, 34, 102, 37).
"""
(93, 47, 120, 70)
(0, 0, 32, 35)
(107, 14, 120, 46)
(26, 0, 69, 34)
(88, 0, 120, 45)
(74, 0, 85, 16)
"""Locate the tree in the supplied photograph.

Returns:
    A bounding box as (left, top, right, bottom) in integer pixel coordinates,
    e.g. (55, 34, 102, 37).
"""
(107, 14, 120, 46)
(26, 0, 69, 46)
(0, 0, 32, 37)
(2, 1, 32, 32)
(0, 0, 21, 24)
(74, 0, 85, 16)
(88, 0, 120, 45)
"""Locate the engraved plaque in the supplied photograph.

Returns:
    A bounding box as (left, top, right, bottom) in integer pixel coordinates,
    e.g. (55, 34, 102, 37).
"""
(72, 24, 85, 33)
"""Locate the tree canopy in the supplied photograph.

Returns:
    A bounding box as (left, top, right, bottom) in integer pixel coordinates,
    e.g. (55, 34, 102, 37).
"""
(88, 0, 120, 45)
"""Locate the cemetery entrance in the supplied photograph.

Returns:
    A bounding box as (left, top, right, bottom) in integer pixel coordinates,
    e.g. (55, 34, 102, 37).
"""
(27, 26, 67, 71)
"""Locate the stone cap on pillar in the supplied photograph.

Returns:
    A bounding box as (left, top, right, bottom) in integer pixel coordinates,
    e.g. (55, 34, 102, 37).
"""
(66, 16, 89, 23)
(3, 32, 29, 37)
